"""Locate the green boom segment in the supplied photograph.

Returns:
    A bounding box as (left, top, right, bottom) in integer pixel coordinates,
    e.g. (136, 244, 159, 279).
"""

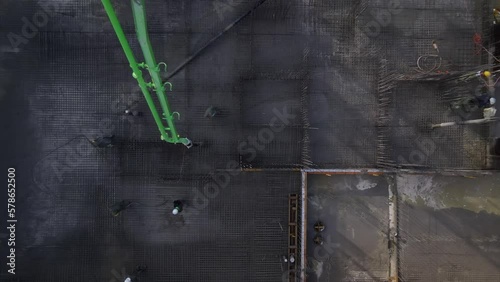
(101, 0, 192, 147)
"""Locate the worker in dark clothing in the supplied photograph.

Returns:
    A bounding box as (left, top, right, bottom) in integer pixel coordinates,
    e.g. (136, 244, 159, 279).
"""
(313, 234, 323, 245)
(204, 106, 219, 118)
(172, 200, 183, 215)
(124, 109, 143, 116)
(476, 94, 496, 108)
(110, 200, 132, 216)
(494, 8, 500, 24)
(314, 221, 325, 232)
(90, 135, 115, 148)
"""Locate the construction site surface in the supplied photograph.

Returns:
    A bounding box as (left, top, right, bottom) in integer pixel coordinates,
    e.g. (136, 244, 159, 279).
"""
(1, 0, 500, 281)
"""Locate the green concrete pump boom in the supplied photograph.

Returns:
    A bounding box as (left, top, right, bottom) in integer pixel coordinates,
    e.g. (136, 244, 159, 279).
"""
(101, 0, 192, 148)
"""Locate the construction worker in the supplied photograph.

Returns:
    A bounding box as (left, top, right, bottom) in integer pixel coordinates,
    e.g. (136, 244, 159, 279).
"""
(476, 70, 492, 79)
(313, 234, 323, 245)
(124, 109, 143, 116)
(282, 255, 288, 263)
(314, 221, 325, 232)
(494, 8, 500, 24)
(204, 106, 219, 118)
(477, 94, 496, 108)
(172, 200, 183, 215)
(90, 135, 115, 148)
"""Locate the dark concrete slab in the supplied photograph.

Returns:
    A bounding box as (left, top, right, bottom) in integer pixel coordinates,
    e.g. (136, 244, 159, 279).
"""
(307, 174, 390, 282)
(398, 173, 500, 281)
